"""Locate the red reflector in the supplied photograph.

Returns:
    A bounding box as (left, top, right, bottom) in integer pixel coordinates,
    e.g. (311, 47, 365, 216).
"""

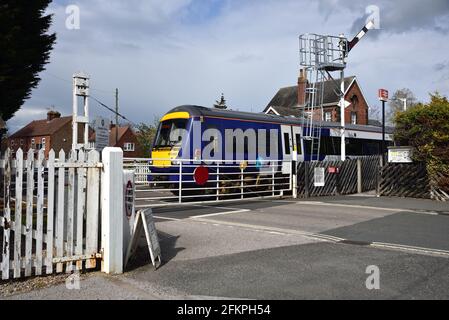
(194, 166, 209, 186)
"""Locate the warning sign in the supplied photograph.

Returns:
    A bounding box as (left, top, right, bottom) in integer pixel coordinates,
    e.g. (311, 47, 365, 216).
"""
(314, 167, 325, 187)
(124, 209, 162, 270)
(94, 117, 109, 151)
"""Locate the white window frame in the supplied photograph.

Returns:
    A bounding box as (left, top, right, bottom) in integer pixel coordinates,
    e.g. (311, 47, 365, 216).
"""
(351, 112, 357, 125)
(324, 111, 332, 122)
(123, 142, 135, 152)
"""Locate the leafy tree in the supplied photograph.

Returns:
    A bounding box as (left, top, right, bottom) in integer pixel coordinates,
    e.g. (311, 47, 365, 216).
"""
(387, 88, 418, 124)
(135, 117, 160, 158)
(0, 1, 56, 121)
(394, 93, 449, 191)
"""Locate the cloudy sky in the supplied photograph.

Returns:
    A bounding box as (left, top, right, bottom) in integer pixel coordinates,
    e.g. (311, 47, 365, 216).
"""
(7, 0, 449, 131)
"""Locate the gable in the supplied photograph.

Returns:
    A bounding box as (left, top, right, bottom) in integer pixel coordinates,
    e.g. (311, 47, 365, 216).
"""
(266, 77, 358, 111)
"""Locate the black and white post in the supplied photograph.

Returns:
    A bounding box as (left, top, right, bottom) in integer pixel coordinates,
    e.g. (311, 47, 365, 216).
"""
(378, 88, 389, 164)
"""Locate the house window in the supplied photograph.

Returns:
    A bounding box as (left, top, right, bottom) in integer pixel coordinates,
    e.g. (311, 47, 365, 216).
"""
(42, 138, 46, 145)
(20, 139, 24, 146)
(123, 143, 135, 152)
(11, 140, 15, 147)
(351, 95, 359, 109)
(31, 138, 35, 148)
(324, 112, 332, 122)
(351, 112, 357, 125)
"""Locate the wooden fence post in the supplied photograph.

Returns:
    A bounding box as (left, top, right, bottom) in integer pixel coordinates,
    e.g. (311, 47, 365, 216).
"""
(101, 148, 124, 274)
(304, 161, 310, 198)
(376, 156, 382, 197)
(357, 159, 362, 194)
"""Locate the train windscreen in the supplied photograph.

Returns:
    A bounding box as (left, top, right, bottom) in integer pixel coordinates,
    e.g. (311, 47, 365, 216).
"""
(154, 119, 187, 148)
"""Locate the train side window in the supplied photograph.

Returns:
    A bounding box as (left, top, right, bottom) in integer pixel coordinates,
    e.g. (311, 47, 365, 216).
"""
(244, 137, 249, 156)
(295, 134, 302, 155)
(283, 133, 291, 155)
(266, 132, 271, 157)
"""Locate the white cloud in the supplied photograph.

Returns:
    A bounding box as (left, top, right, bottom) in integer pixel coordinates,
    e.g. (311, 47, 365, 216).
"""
(10, 0, 449, 133)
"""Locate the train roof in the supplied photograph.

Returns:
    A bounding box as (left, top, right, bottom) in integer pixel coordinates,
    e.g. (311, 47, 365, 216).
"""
(167, 105, 394, 134)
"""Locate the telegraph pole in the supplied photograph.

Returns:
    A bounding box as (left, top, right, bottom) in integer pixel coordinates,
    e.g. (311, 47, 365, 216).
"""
(115, 88, 119, 146)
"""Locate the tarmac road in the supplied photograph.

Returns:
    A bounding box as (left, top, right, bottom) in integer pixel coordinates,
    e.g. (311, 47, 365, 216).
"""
(3, 195, 449, 300)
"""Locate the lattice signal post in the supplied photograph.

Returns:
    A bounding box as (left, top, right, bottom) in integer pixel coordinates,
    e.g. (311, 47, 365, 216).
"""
(299, 20, 375, 161)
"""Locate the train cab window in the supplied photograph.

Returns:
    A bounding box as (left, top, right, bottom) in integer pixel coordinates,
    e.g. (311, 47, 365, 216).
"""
(283, 133, 291, 155)
(154, 119, 187, 148)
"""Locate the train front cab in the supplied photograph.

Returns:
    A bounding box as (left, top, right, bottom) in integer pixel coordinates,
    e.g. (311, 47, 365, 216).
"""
(151, 112, 192, 183)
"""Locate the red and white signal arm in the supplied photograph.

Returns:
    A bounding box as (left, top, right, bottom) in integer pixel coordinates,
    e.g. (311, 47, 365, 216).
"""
(378, 89, 389, 102)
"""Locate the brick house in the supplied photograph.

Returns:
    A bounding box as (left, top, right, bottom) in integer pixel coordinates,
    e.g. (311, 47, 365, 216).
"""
(264, 70, 369, 125)
(90, 124, 144, 158)
(7, 111, 84, 158)
(8, 110, 144, 158)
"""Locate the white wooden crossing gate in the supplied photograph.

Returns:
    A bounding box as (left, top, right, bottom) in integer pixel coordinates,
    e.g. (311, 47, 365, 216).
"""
(0, 148, 102, 280)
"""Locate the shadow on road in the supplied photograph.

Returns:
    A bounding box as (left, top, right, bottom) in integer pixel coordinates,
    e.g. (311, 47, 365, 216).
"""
(125, 231, 185, 272)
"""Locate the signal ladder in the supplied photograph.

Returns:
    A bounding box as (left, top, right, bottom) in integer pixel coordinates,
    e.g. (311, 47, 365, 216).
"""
(303, 68, 326, 161)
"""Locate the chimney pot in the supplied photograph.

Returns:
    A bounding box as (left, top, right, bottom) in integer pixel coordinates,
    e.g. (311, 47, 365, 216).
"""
(298, 69, 308, 107)
(47, 110, 61, 121)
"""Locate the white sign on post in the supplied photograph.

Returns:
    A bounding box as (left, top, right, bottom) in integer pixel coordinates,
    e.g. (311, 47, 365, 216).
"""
(388, 147, 414, 163)
(124, 209, 162, 270)
(94, 117, 110, 151)
(314, 167, 325, 187)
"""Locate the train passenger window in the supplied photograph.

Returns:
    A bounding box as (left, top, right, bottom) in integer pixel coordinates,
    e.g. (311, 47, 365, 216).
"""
(295, 134, 302, 155)
(283, 133, 291, 155)
(244, 137, 249, 156)
(266, 132, 271, 157)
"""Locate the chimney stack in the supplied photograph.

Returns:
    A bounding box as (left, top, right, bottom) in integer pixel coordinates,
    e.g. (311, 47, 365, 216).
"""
(47, 110, 61, 121)
(298, 69, 308, 107)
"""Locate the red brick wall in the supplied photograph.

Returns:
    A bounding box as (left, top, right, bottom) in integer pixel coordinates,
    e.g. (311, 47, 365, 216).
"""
(344, 82, 369, 125)
(313, 81, 369, 125)
(7, 122, 85, 158)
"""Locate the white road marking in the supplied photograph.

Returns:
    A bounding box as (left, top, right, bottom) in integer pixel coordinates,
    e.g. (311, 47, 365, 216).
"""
(189, 209, 251, 219)
(371, 242, 449, 257)
(294, 201, 444, 216)
(191, 217, 335, 242)
(153, 216, 182, 221)
(191, 204, 251, 211)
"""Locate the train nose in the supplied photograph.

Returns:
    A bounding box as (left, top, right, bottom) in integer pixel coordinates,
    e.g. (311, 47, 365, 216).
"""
(151, 147, 180, 168)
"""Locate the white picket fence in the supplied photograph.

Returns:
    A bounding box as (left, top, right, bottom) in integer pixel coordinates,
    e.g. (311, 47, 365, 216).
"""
(0, 148, 102, 280)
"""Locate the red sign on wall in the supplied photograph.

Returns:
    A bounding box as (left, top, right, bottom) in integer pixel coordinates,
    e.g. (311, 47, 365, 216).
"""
(328, 167, 339, 174)
(378, 89, 389, 102)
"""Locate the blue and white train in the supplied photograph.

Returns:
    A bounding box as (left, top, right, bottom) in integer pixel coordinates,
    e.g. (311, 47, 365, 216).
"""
(150, 105, 393, 185)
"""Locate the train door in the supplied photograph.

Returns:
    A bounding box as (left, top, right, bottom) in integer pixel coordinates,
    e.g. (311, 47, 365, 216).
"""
(292, 126, 304, 162)
(281, 125, 293, 174)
